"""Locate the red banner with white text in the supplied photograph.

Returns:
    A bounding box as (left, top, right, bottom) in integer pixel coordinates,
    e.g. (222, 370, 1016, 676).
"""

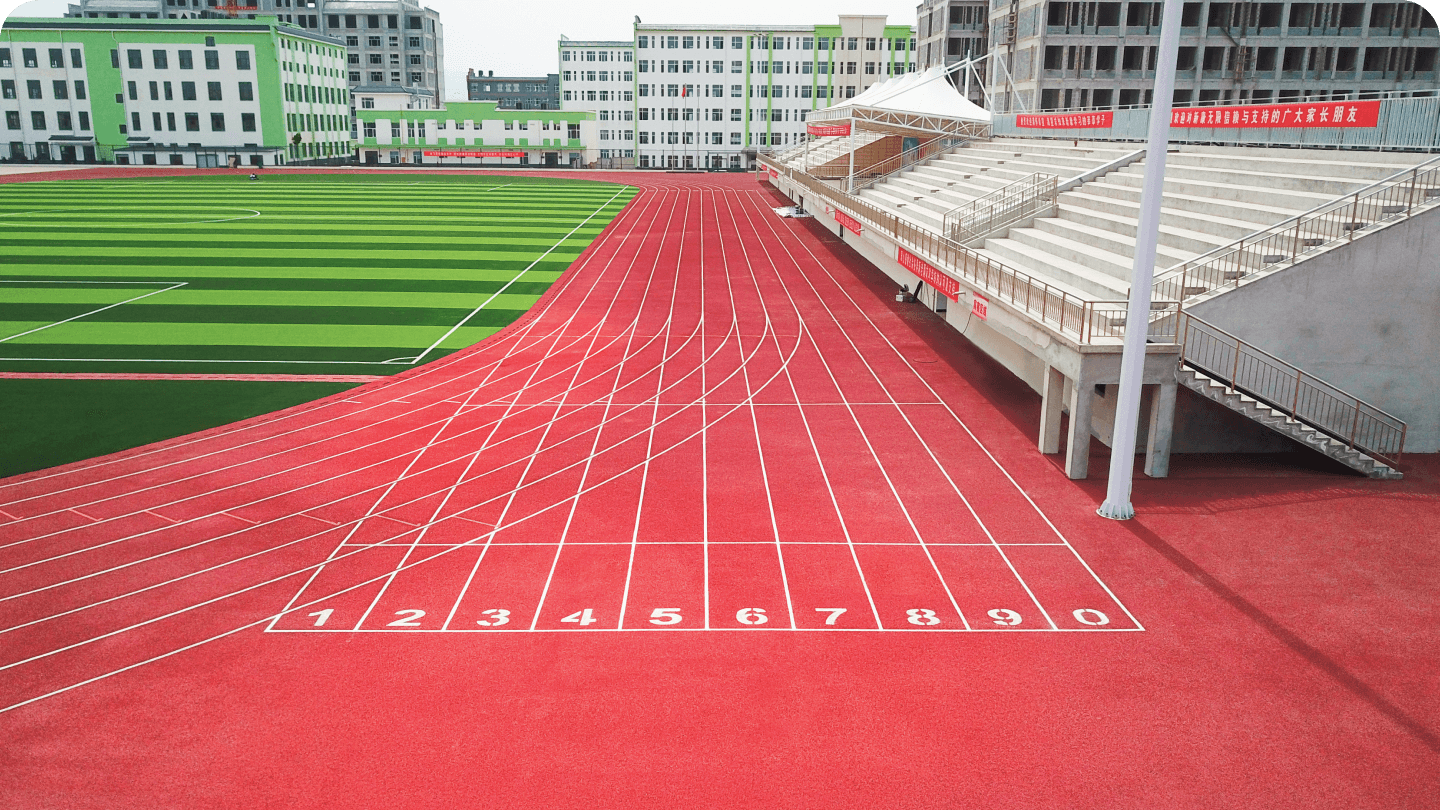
(807, 123, 852, 137)
(423, 151, 526, 158)
(896, 248, 960, 301)
(1169, 100, 1380, 128)
(833, 209, 862, 236)
(1016, 112, 1113, 129)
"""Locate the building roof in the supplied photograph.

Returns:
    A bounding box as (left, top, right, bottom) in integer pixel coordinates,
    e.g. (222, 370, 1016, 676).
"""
(833, 65, 991, 123)
(2, 15, 345, 46)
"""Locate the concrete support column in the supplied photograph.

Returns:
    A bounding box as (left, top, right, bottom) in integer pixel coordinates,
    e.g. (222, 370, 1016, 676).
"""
(1065, 370, 1094, 480)
(1144, 380, 1178, 479)
(1039, 365, 1066, 455)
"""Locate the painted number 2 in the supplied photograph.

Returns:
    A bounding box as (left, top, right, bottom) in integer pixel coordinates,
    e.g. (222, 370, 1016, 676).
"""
(387, 609, 425, 627)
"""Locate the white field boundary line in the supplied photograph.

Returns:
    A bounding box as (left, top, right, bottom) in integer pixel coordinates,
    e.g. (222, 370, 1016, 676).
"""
(0, 241, 778, 643)
(714, 194, 798, 630)
(0, 185, 649, 503)
(0, 281, 187, 344)
(754, 189, 1144, 632)
(0, 188, 630, 367)
(0, 192, 745, 602)
(726, 190, 978, 629)
(0, 204, 738, 565)
(716, 189, 885, 630)
(0, 203, 695, 561)
(0, 193, 841, 711)
(406, 185, 631, 366)
(529, 187, 692, 631)
(372, 185, 680, 631)
(0, 190, 660, 527)
(736, 189, 1048, 630)
(269, 185, 665, 631)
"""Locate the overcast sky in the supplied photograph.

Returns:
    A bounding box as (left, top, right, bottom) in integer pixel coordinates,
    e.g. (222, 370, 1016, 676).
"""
(5, 0, 923, 100)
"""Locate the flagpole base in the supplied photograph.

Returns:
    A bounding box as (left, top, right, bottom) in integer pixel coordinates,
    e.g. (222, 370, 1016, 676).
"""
(1097, 500, 1135, 521)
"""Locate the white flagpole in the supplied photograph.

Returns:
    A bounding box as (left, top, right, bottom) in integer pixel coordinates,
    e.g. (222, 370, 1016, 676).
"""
(1097, 0, 1183, 521)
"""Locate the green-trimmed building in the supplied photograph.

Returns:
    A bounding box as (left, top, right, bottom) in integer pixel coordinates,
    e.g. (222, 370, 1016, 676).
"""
(2, 16, 350, 166)
(559, 15, 917, 171)
(351, 91, 597, 167)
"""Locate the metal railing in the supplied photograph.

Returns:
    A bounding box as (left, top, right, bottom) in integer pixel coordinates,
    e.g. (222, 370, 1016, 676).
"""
(768, 156, 1180, 345)
(849, 134, 965, 193)
(1153, 155, 1440, 302)
(804, 130, 891, 178)
(1177, 312, 1406, 466)
(941, 171, 1058, 244)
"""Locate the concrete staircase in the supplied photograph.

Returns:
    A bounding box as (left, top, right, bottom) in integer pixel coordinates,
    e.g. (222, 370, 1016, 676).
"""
(782, 131, 888, 170)
(855, 139, 1137, 235)
(1177, 366, 1402, 478)
(974, 142, 1424, 303)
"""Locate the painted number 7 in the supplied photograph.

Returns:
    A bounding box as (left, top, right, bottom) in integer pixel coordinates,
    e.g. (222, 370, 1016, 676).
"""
(814, 607, 847, 626)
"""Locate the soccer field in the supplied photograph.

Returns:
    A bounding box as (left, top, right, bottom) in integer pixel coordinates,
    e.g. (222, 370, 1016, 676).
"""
(0, 174, 635, 376)
(0, 173, 635, 477)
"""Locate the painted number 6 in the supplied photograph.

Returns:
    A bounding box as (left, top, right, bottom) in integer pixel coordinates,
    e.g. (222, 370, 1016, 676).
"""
(736, 607, 768, 625)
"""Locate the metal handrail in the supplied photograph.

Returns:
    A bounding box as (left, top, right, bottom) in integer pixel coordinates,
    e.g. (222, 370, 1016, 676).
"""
(940, 172, 1058, 244)
(763, 154, 1180, 345)
(803, 129, 892, 178)
(1153, 154, 1440, 302)
(1177, 312, 1406, 465)
(849, 133, 964, 193)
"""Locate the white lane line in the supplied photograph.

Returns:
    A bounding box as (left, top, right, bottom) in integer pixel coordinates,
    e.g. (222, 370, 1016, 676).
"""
(407, 186, 630, 366)
(0, 283, 187, 344)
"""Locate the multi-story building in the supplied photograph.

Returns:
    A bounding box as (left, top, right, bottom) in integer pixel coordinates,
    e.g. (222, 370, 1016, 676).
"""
(65, 0, 444, 102)
(557, 16, 916, 171)
(987, 0, 1438, 112)
(558, 39, 635, 167)
(915, 0, 989, 105)
(467, 69, 560, 110)
(351, 96, 597, 166)
(2, 16, 349, 166)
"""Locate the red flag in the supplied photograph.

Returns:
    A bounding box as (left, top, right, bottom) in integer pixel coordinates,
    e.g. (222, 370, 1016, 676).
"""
(681, 86, 687, 97)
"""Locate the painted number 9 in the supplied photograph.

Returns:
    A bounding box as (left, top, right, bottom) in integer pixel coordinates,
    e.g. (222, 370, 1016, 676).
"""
(988, 609, 1022, 626)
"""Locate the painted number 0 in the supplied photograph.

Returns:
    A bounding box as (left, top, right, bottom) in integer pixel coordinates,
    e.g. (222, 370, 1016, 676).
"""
(906, 608, 940, 626)
(1073, 609, 1110, 626)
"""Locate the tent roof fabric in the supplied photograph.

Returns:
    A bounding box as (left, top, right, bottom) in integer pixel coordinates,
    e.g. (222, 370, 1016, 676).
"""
(829, 66, 992, 124)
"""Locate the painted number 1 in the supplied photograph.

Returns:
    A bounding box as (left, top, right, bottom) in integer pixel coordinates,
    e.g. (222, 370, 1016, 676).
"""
(308, 608, 334, 627)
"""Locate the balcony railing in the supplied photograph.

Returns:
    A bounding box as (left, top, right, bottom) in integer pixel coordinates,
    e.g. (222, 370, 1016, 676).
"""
(1177, 312, 1406, 465)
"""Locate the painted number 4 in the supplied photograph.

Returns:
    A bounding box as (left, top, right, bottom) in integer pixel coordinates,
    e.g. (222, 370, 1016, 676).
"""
(562, 608, 598, 626)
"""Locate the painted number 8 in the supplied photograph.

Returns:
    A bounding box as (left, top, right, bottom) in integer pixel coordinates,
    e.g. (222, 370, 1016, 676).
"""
(906, 608, 940, 626)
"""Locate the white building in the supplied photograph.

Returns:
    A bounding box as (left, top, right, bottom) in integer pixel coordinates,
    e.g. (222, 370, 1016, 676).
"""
(558, 39, 635, 168)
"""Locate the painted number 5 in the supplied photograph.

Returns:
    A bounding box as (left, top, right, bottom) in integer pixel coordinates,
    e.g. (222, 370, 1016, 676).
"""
(649, 608, 683, 626)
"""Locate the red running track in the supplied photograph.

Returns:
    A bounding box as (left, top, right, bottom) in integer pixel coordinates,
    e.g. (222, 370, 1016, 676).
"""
(1, 170, 1438, 807)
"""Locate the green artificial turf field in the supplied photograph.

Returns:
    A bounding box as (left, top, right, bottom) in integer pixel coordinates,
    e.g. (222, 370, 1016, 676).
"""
(0, 174, 635, 375)
(0, 173, 635, 477)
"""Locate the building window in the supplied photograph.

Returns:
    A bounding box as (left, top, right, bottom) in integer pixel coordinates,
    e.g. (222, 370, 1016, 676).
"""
(70, 48, 83, 68)
(370, 71, 384, 82)
(236, 51, 251, 70)
(22, 48, 37, 68)
(166, 112, 175, 131)
(4, 111, 18, 130)
(79, 111, 90, 131)
(211, 112, 225, 131)
(182, 81, 196, 101)
(208, 81, 222, 101)
(242, 113, 256, 132)
(179, 50, 193, 70)
(185, 113, 200, 131)
(151, 111, 161, 130)
(27, 80, 42, 100)
(0, 80, 12, 100)
(237, 81, 253, 102)
(31, 111, 46, 130)
(364, 121, 376, 137)
(204, 50, 219, 70)
(127, 49, 143, 69)
(153, 49, 169, 69)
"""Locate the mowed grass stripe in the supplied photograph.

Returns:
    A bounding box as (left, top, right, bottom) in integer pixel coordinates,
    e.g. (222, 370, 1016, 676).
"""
(2, 321, 500, 349)
(4, 303, 539, 327)
(0, 277, 559, 295)
(0, 264, 571, 280)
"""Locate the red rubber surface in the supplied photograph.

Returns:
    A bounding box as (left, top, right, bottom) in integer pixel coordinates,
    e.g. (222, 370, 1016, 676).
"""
(1, 170, 1437, 807)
